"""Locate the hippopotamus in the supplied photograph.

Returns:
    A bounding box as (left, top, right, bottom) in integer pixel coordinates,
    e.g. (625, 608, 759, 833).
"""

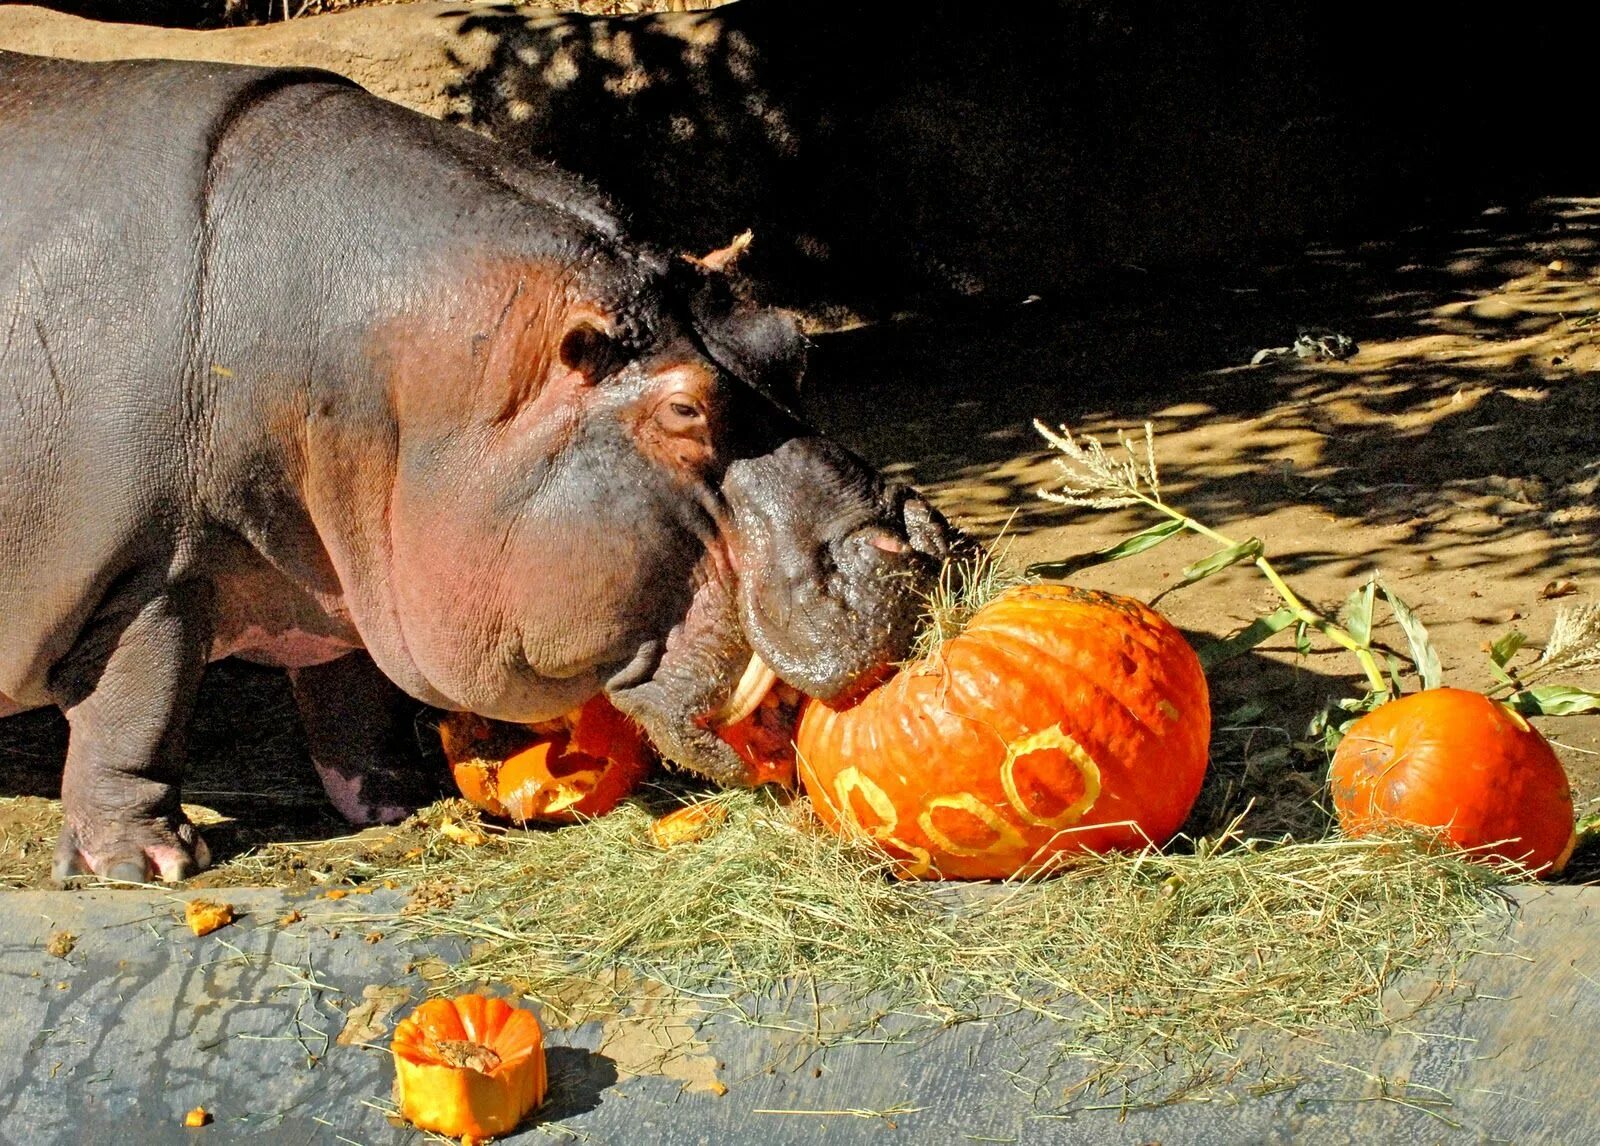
(0, 51, 956, 883)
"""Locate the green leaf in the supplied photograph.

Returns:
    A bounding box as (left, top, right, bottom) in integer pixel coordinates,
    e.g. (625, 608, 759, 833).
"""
(1488, 629, 1527, 669)
(1381, 586, 1442, 690)
(1180, 537, 1264, 584)
(1196, 606, 1298, 670)
(1385, 653, 1405, 697)
(1294, 620, 1312, 657)
(1341, 578, 1378, 647)
(1026, 519, 1185, 578)
(1506, 685, 1600, 716)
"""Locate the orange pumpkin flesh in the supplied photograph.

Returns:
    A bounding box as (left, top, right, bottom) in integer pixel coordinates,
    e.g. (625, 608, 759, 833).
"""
(649, 801, 731, 848)
(715, 682, 802, 788)
(1329, 688, 1577, 875)
(440, 695, 653, 824)
(392, 994, 547, 1140)
(796, 584, 1211, 879)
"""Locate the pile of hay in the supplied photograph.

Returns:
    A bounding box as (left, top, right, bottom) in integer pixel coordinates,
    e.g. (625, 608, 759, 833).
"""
(331, 783, 1516, 1092)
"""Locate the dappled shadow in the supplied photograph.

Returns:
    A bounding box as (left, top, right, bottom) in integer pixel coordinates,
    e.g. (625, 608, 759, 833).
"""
(804, 196, 1600, 590)
(419, 0, 1600, 317)
(427, 0, 1451, 316)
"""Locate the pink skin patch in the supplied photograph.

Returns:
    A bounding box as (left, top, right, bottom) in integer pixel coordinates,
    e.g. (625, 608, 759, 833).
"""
(309, 764, 410, 826)
(0, 692, 20, 719)
(66, 832, 211, 883)
(209, 627, 358, 669)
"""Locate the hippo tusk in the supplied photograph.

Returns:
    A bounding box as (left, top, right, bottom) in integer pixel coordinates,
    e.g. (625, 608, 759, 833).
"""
(712, 652, 780, 728)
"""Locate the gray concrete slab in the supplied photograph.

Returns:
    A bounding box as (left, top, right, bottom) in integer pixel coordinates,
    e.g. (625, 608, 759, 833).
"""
(0, 885, 1596, 1144)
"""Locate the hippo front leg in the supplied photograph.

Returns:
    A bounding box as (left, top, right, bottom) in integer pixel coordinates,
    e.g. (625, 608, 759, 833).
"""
(289, 652, 441, 825)
(49, 583, 213, 884)
(606, 573, 762, 788)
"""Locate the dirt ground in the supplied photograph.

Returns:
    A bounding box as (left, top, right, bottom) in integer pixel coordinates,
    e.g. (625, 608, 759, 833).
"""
(2, 189, 1597, 889)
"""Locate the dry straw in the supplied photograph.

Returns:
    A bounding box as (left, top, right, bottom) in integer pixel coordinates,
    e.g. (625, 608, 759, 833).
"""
(359, 787, 1518, 1094)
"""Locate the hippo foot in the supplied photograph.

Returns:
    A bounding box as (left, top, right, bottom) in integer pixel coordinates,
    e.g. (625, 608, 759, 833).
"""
(51, 815, 211, 884)
(310, 756, 435, 827)
(290, 653, 442, 827)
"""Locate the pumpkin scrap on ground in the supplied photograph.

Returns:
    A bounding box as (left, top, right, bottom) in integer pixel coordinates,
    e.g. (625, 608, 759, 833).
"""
(1329, 687, 1577, 875)
(183, 899, 235, 936)
(649, 801, 731, 849)
(392, 994, 547, 1141)
(796, 583, 1211, 879)
(440, 695, 653, 824)
(182, 1107, 211, 1127)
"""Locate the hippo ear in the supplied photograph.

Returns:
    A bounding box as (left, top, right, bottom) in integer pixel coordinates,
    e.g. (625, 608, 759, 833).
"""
(557, 317, 623, 384)
(695, 307, 810, 418)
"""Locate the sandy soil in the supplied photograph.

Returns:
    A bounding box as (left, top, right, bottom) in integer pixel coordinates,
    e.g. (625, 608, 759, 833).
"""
(2, 190, 1597, 889)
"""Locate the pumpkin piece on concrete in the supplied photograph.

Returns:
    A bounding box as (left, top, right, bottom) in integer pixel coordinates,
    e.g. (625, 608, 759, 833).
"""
(184, 899, 235, 936)
(1329, 687, 1577, 875)
(795, 583, 1211, 879)
(392, 994, 547, 1141)
(440, 695, 652, 824)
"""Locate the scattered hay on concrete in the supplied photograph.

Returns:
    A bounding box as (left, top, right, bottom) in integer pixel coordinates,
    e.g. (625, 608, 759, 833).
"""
(359, 786, 1519, 1081)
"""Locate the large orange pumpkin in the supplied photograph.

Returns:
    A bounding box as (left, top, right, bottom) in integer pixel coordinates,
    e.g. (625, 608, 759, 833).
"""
(392, 994, 547, 1140)
(795, 584, 1211, 879)
(439, 695, 652, 824)
(1329, 688, 1576, 875)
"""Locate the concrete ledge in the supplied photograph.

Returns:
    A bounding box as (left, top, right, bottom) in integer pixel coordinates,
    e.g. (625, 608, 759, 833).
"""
(0, 884, 1595, 1142)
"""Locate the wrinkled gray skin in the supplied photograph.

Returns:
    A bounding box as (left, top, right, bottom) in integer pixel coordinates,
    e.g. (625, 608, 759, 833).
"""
(0, 52, 956, 883)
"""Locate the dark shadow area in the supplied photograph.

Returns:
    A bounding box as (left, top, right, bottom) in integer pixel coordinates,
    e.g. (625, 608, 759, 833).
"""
(9, 2, 1600, 318)
(3, 0, 273, 27)
(803, 195, 1600, 589)
(0, 659, 452, 882)
(425, 1, 1600, 317)
(540, 1044, 621, 1121)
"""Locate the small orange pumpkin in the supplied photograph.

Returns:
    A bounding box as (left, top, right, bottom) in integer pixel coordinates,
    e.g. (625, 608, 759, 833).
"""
(795, 584, 1211, 879)
(1329, 688, 1576, 875)
(440, 695, 652, 824)
(392, 994, 547, 1141)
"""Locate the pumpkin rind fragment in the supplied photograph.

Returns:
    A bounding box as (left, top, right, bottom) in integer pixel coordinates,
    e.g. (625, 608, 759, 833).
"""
(392, 995, 548, 1140)
(1329, 687, 1576, 875)
(440, 695, 652, 824)
(796, 584, 1211, 879)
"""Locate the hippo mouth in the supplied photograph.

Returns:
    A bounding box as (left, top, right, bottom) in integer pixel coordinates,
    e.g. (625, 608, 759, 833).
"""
(710, 651, 783, 728)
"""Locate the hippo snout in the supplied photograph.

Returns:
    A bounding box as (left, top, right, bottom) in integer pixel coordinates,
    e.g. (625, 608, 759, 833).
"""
(723, 438, 953, 701)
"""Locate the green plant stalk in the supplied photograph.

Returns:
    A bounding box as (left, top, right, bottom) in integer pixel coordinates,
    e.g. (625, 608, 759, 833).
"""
(1133, 491, 1391, 696)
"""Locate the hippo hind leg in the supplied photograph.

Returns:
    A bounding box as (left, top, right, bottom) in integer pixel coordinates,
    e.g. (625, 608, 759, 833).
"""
(50, 582, 213, 884)
(288, 652, 443, 825)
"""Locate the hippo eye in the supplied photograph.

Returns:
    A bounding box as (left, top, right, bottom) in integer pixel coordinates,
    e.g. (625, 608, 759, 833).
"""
(656, 394, 709, 439)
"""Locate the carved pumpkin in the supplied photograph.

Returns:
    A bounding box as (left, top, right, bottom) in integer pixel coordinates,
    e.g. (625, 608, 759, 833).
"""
(1329, 688, 1576, 875)
(392, 994, 547, 1140)
(795, 584, 1211, 879)
(440, 695, 652, 824)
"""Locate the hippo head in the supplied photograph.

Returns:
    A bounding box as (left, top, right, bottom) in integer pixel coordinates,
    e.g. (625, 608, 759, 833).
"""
(341, 221, 957, 785)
